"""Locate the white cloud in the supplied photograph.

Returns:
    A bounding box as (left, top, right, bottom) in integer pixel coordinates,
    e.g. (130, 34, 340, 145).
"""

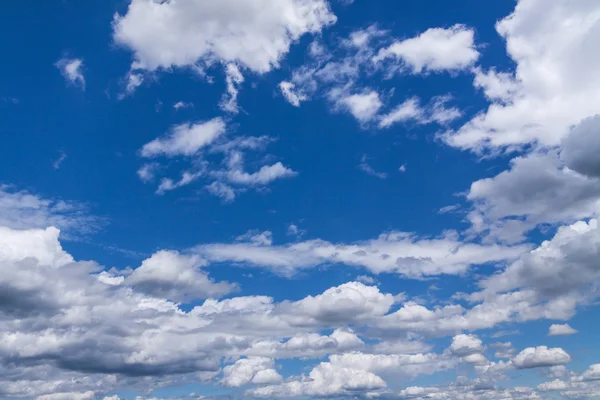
(250, 360, 387, 397)
(379, 96, 461, 129)
(466, 150, 600, 243)
(286, 223, 306, 238)
(37, 392, 95, 400)
(356, 275, 376, 285)
(379, 97, 424, 128)
(332, 89, 383, 123)
(227, 162, 297, 186)
(511, 346, 571, 369)
(374, 24, 479, 74)
(449, 334, 485, 356)
(53, 151, 67, 170)
(548, 324, 578, 336)
(55, 58, 85, 89)
(194, 230, 528, 278)
(279, 81, 307, 107)
(137, 163, 159, 183)
(217, 152, 298, 186)
(141, 118, 226, 158)
(282, 282, 395, 324)
(205, 181, 237, 203)
(122, 71, 143, 97)
(173, 101, 193, 110)
(237, 230, 274, 246)
(582, 364, 600, 381)
(221, 358, 282, 387)
(0, 186, 102, 237)
(537, 379, 569, 391)
(156, 170, 204, 195)
(113, 0, 336, 73)
(127, 250, 236, 302)
(444, 0, 600, 152)
(477, 219, 600, 314)
(220, 63, 244, 114)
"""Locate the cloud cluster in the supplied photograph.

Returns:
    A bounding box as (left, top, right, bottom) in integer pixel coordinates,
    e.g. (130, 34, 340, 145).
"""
(138, 119, 296, 200)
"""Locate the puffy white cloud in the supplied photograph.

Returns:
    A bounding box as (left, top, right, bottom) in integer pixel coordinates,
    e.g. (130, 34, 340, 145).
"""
(250, 360, 387, 397)
(581, 364, 600, 381)
(537, 379, 569, 391)
(245, 329, 364, 359)
(374, 24, 479, 74)
(221, 357, 282, 387)
(223, 161, 297, 186)
(55, 58, 85, 89)
(0, 226, 73, 267)
(449, 334, 485, 356)
(444, 0, 600, 152)
(141, 118, 226, 158)
(113, 0, 336, 73)
(282, 282, 395, 324)
(126, 250, 236, 302)
(331, 89, 383, 123)
(548, 324, 578, 336)
(511, 346, 571, 369)
(195, 230, 528, 278)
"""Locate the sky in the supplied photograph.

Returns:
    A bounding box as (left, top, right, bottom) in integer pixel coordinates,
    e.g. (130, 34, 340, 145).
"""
(1, 0, 600, 399)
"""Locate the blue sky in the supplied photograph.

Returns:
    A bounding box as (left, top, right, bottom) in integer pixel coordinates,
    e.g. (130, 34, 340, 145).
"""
(1, 0, 600, 399)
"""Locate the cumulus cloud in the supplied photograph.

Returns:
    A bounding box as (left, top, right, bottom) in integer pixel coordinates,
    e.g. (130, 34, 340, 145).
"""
(449, 334, 485, 357)
(466, 150, 600, 243)
(548, 324, 578, 336)
(444, 0, 600, 152)
(221, 357, 282, 387)
(477, 219, 600, 314)
(374, 24, 479, 74)
(55, 58, 85, 89)
(113, 0, 336, 73)
(511, 346, 571, 369)
(127, 250, 237, 302)
(330, 88, 383, 123)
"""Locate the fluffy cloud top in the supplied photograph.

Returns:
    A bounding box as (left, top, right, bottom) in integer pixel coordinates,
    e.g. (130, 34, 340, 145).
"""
(548, 324, 578, 336)
(511, 346, 571, 369)
(444, 0, 600, 152)
(113, 0, 336, 73)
